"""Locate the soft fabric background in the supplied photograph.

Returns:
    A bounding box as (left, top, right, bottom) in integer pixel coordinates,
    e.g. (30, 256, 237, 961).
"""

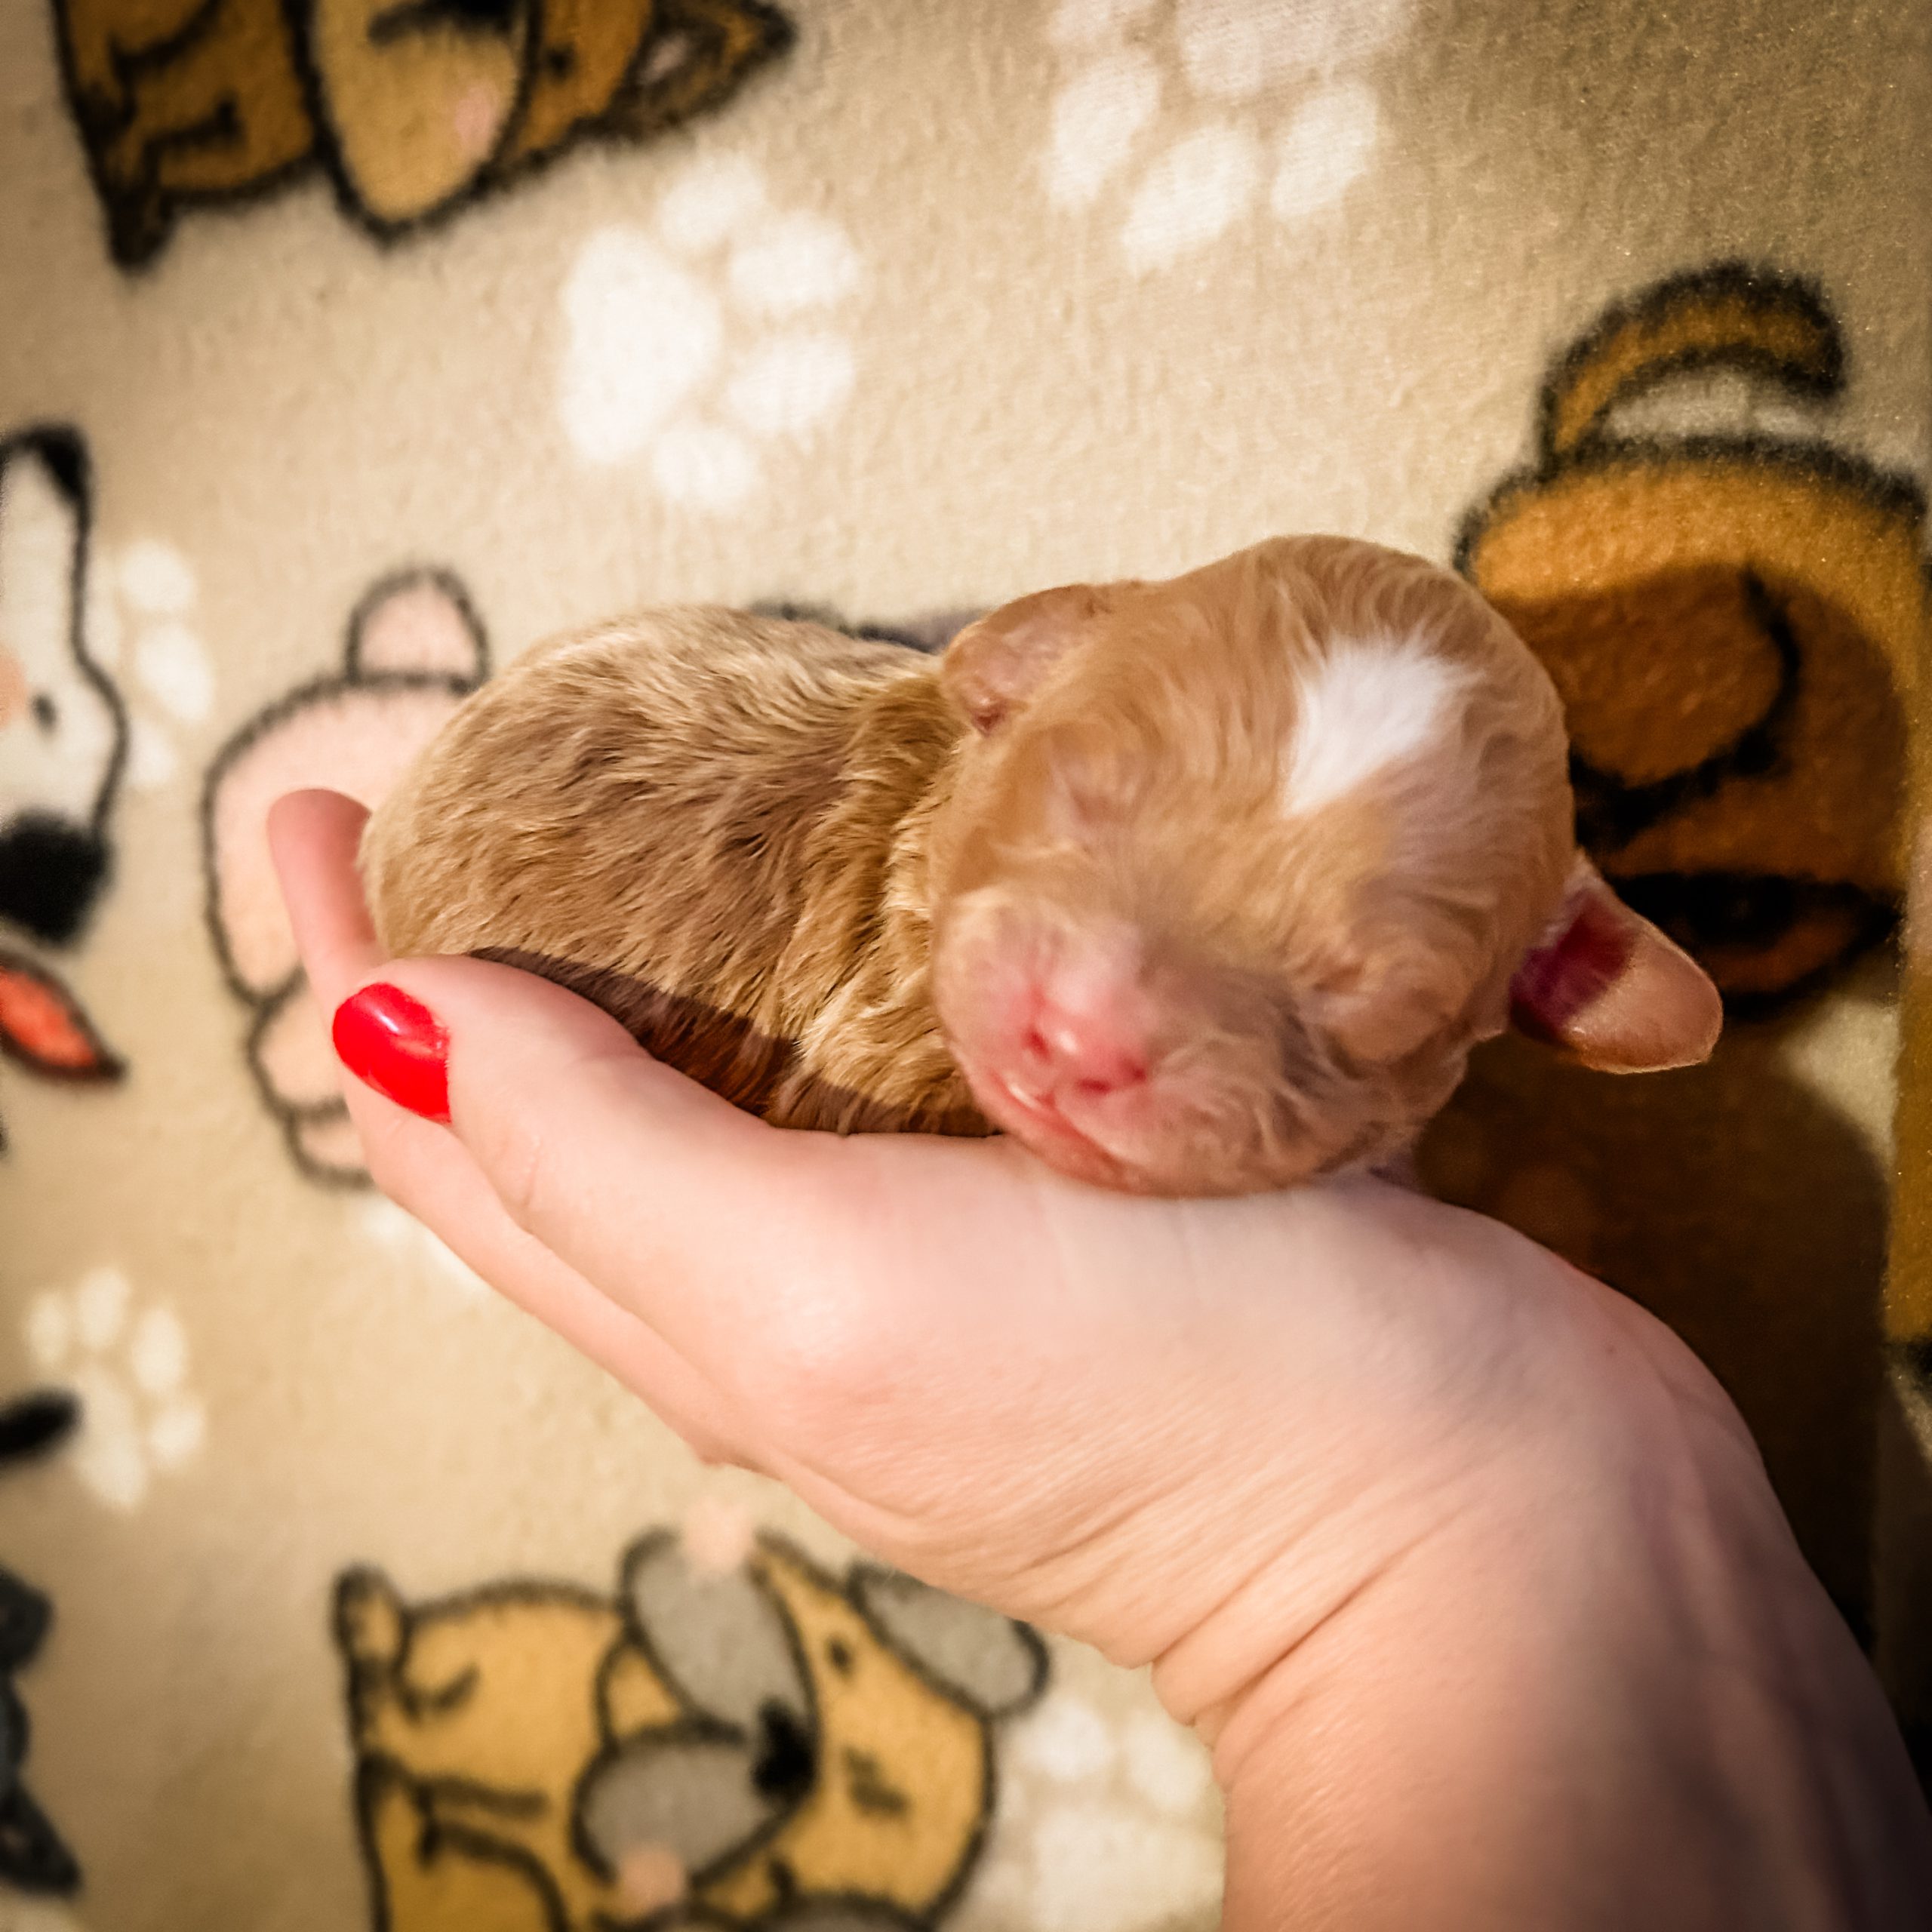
(2, 1, 1928, 1926)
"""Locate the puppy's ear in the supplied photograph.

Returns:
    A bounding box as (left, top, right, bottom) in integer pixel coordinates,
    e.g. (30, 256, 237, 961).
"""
(1509, 857, 1722, 1072)
(940, 584, 1111, 733)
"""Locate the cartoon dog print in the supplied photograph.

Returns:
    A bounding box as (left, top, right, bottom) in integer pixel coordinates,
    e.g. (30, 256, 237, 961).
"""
(1429, 265, 1931, 1627)
(201, 568, 489, 1183)
(333, 1530, 1047, 1930)
(0, 1388, 83, 1897)
(1457, 261, 1930, 1014)
(52, 0, 793, 267)
(0, 426, 127, 1140)
(203, 589, 980, 1189)
(0, 429, 123, 951)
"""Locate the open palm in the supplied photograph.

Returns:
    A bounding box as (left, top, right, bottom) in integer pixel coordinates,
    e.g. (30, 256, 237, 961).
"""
(270, 786, 1930, 1930)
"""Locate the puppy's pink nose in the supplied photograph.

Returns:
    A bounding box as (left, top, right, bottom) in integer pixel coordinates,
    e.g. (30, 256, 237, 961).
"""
(1026, 1011, 1148, 1096)
(1016, 961, 1152, 1100)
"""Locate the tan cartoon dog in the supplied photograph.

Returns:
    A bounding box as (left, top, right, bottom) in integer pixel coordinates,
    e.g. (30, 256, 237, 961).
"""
(1426, 261, 1932, 1623)
(52, 0, 791, 266)
(1457, 261, 1930, 1013)
(200, 568, 488, 1183)
(334, 1531, 1047, 1930)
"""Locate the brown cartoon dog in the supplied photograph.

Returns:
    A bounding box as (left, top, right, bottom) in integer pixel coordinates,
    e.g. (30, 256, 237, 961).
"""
(52, 0, 792, 266)
(1457, 261, 1929, 1013)
(334, 1530, 1047, 1930)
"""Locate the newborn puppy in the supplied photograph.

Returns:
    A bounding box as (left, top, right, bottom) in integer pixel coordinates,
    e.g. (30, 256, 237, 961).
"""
(361, 537, 1721, 1196)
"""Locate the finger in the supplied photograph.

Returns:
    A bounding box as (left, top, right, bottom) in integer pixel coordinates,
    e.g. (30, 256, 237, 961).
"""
(360, 1094, 756, 1468)
(269, 786, 762, 1460)
(266, 789, 380, 1013)
(346, 952, 870, 1380)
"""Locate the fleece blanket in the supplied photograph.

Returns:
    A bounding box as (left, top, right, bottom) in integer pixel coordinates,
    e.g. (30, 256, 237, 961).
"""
(2, 1, 1927, 1925)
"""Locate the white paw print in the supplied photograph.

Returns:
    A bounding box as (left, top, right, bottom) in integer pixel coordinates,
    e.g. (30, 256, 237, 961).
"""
(355, 1195, 488, 1300)
(962, 1687, 1223, 1932)
(24, 1267, 206, 1511)
(1045, 0, 1414, 273)
(83, 537, 216, 789)
(558, 154, 861, 512)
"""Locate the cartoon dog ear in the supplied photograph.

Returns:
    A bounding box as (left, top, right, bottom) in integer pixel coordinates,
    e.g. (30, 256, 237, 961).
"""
(306, 0, 531, 229)
(619, 1532, 807, 1735)
(848, 1568, 1048, 1720)
(1509, 857, 1723, 1072)
(0, 429, 86, 674)
(332, 1567, 407, 1675)
(575, 1720, 789, 1888)
(940, 584, 1114, 734)
(344, 570, 488, 685)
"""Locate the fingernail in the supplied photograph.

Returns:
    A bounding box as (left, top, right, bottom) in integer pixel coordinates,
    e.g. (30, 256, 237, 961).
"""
(332, 983, 451, 1123)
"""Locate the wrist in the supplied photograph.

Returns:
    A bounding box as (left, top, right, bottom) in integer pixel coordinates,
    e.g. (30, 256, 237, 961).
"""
(1182, 1369, 1932, 1930)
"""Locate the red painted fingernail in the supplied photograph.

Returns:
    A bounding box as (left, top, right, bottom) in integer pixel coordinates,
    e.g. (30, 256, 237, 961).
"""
(332, 983, 451, 1123)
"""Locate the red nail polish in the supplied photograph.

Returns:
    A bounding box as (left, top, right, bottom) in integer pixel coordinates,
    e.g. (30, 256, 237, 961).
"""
(332, 983, 451, 1123)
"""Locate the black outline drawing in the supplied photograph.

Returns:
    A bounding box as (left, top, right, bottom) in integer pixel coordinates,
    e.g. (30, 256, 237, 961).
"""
(1455, 260, 1930, 1016)
(0, 424, 131, 1150)
(51, 0, 793, 270)
(0, 1389, 83, 1897)
(198, 564, 489, 1186)
(332, 1529, 1047, 1930)
(0, 424, 128, 946)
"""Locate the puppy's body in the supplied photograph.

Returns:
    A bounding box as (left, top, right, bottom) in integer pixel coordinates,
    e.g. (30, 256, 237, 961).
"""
(365, 612, 981, 1134)
(364, 537, 1720, 1195)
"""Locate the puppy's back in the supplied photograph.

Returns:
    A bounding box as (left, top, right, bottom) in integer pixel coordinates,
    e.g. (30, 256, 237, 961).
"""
(361, 608, 924, 1017)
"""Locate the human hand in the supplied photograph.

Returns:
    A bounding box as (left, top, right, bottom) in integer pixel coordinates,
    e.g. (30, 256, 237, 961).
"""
(271, 786, 1931, 1929)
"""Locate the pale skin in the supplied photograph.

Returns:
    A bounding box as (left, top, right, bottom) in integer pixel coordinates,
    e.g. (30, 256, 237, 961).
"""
(272, 787, 1932, 1930)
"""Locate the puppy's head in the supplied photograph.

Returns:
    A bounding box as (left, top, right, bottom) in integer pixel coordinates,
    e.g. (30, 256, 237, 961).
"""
(927, 537, 1721, 1195)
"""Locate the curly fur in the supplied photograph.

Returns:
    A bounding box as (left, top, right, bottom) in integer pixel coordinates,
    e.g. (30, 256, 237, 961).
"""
(362, 538, 1610, 1195)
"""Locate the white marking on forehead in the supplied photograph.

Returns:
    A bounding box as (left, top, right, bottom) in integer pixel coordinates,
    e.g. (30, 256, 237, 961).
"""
(1280, 633, 1466, 818)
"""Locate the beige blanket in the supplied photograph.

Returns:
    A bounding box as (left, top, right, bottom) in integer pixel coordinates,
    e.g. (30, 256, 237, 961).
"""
(2, 2, 1927, 1924)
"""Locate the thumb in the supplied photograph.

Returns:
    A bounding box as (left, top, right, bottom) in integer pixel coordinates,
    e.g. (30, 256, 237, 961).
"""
(328, 949, 848, 1380)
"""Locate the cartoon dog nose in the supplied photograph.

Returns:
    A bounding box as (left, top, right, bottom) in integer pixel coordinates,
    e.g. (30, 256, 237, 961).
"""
(0, 815, 110, 947)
